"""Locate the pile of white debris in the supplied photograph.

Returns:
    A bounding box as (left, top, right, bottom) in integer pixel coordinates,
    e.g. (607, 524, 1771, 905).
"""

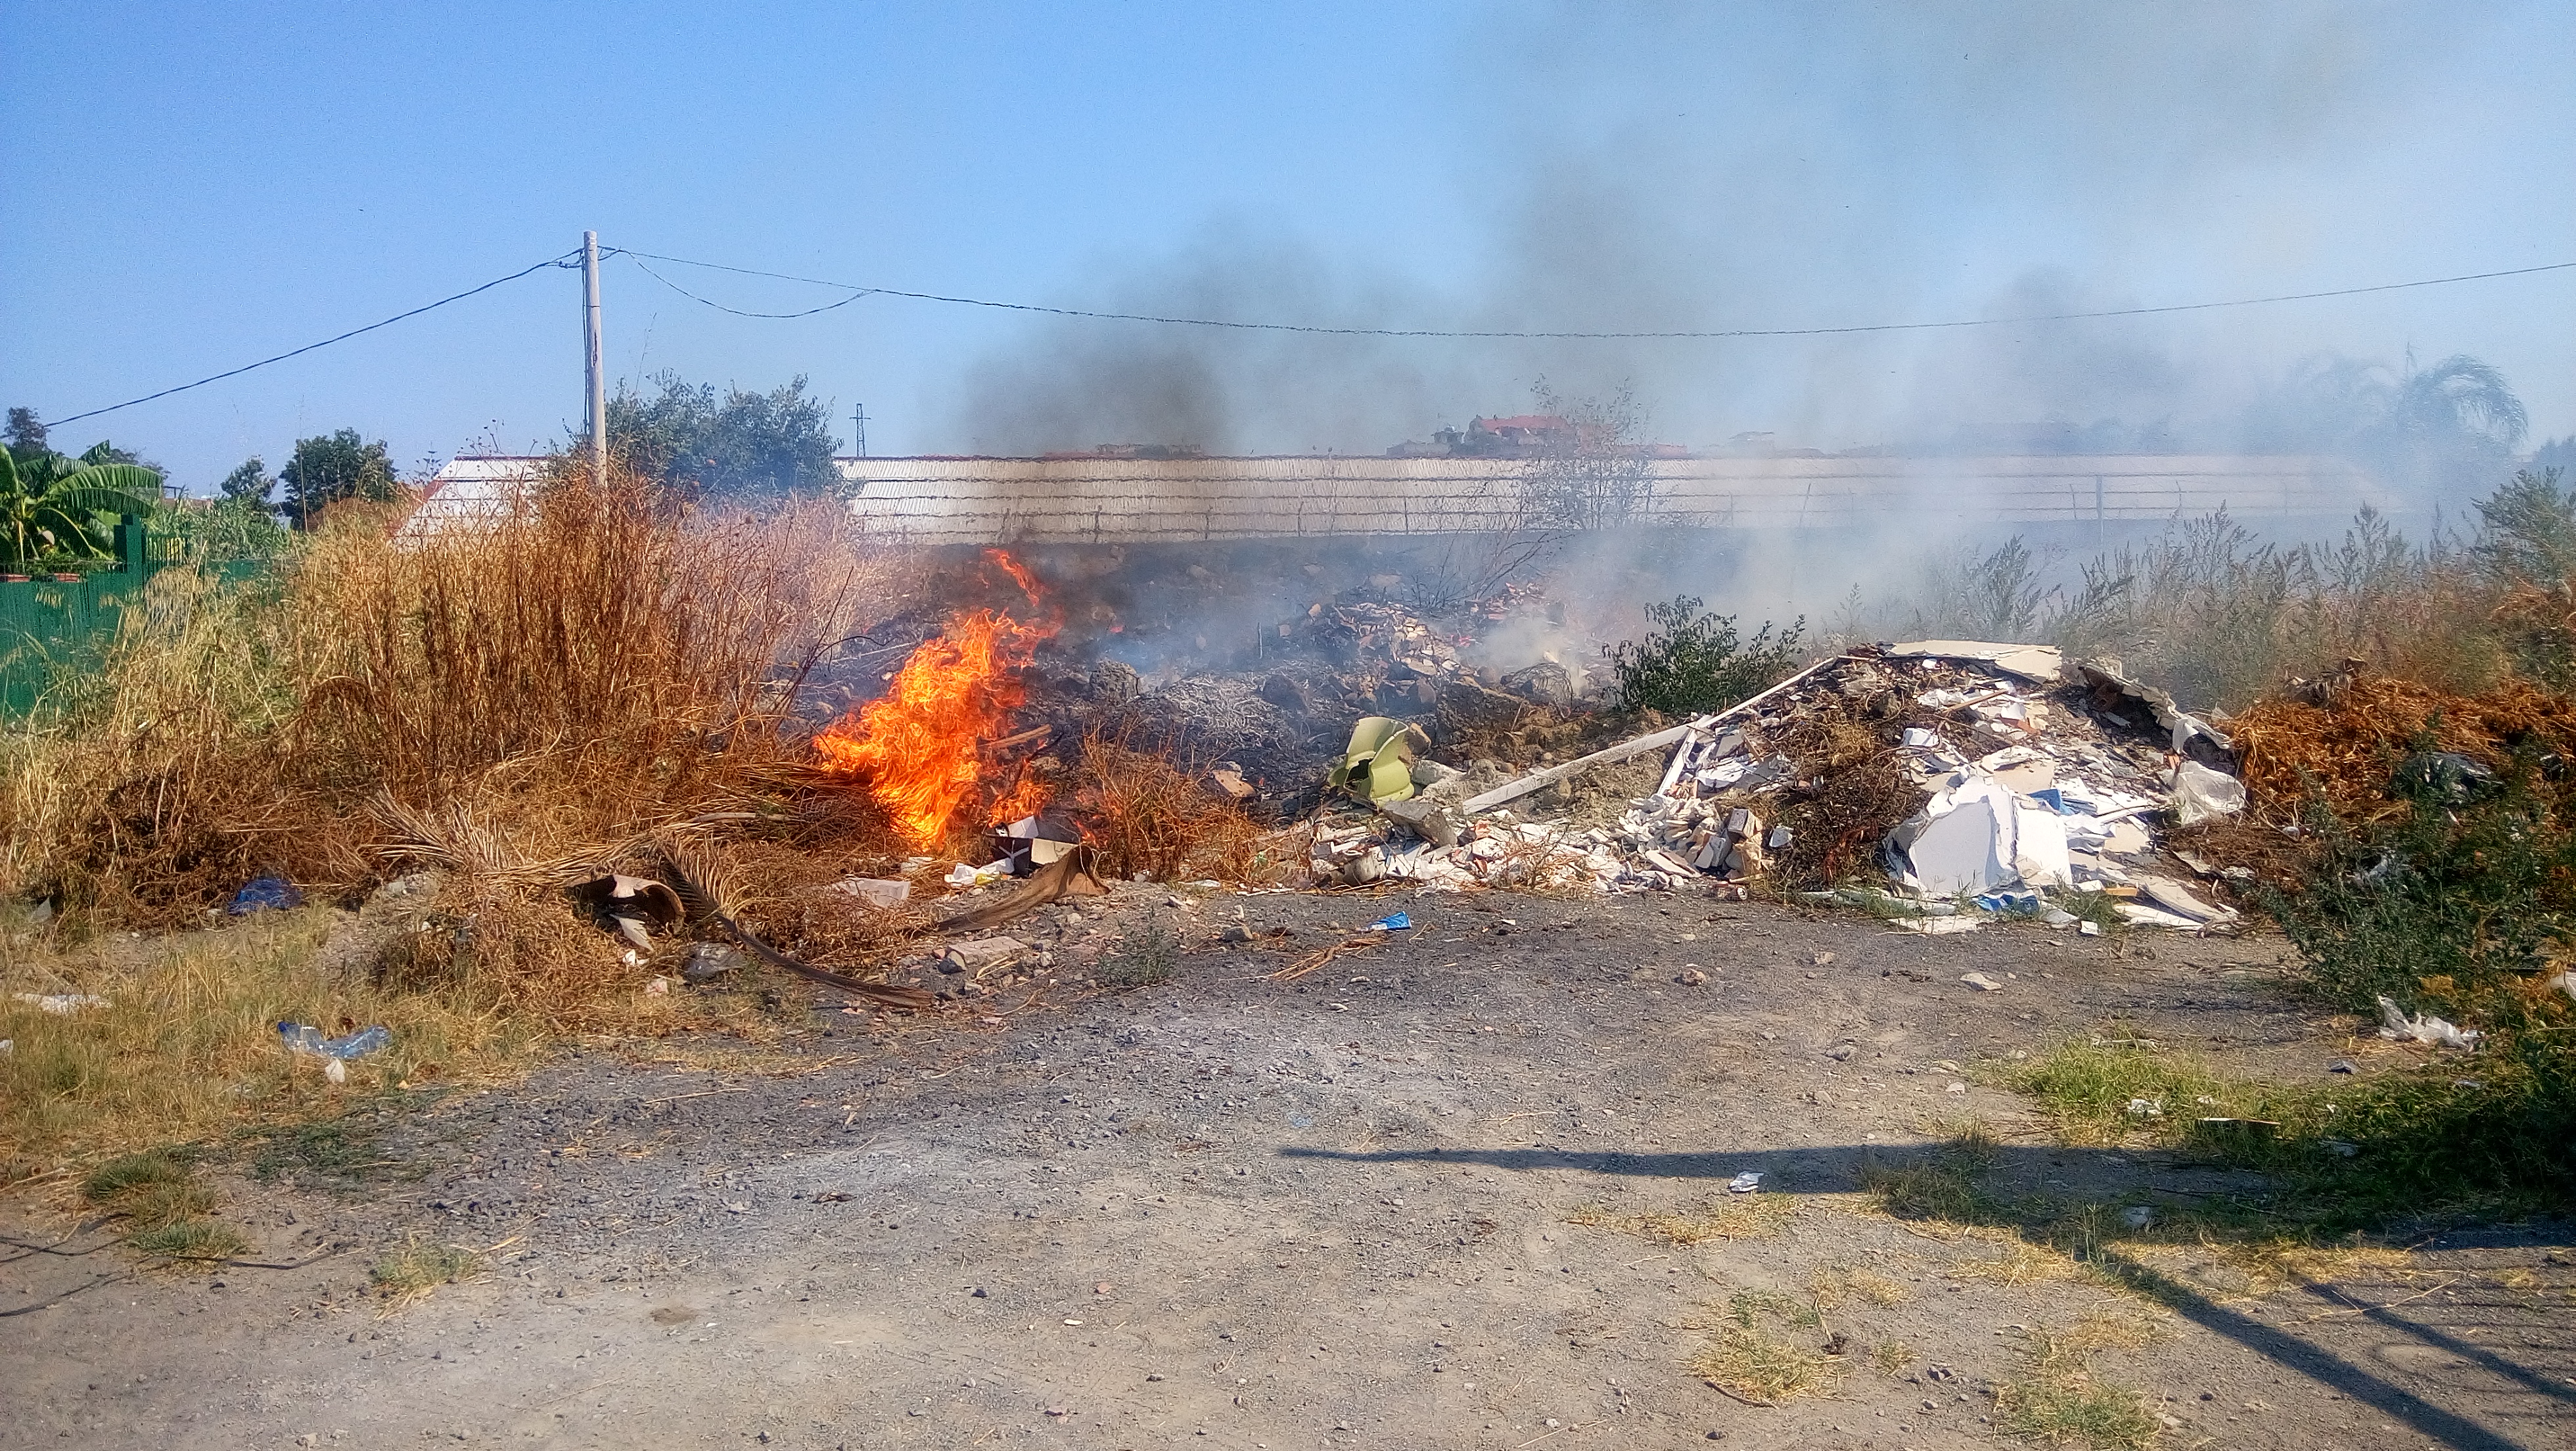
(1309, 640, 2254, 930)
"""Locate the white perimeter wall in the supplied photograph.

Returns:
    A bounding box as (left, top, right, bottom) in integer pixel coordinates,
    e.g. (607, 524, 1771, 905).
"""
(834, 454, 2383, 545)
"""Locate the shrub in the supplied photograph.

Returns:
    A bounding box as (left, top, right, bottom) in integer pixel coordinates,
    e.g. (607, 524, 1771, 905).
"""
(1071, 731, 1262, 883)
(1096, 917, 1181, 988)
(1606, 595, 1803, 716)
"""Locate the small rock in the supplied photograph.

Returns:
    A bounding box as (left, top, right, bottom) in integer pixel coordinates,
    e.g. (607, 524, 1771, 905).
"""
(1095, 1281, 1114, 1295)
(1218, 923, 1254, 944)
(1826, 1044, 1856, 1061)
(1676, 968, 1707, 986)
(1812, 951, 1835, 967)
(2329, 1059, 2357, 1074)
(1960, 972, 2003, 992)
(943, 936, 1029, 973)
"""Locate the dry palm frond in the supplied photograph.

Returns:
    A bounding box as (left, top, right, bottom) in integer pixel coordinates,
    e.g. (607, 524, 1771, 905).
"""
(654, 830, 932, 1010)
(368, 790, 602, 887)
(1269, 934, 1379, 982)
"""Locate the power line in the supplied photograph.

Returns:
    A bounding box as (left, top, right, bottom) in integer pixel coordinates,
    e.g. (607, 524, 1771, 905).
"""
(608, 246, 2576, 340)
(43, 250, 585, 428)
(624, 253, 872, 319)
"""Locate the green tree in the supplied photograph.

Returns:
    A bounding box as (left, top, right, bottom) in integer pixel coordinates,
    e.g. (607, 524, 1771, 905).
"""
(596, 373, 842, 503)
(279, 428, 397, 527)
(218, 457, 276, 511)
(0, 446, 161, 567)
(2249, 352, 2528, 507)
(5, 407, 47, 463)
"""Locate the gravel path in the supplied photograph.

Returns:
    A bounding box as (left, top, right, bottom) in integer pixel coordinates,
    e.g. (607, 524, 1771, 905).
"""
(6, 889, 2570, 1449)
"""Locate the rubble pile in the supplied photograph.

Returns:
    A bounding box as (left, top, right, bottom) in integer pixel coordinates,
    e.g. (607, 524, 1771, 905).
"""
(1312, 640, 2256, 929)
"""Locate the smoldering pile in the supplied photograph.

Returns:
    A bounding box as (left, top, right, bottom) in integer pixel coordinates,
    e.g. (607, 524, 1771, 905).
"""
(1307, 641, 2253, 931)
(1002, 593, 1600, 814)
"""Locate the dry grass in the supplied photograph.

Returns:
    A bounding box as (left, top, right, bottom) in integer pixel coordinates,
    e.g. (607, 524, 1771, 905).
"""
(2, 910, 527, 1181)
(1071, 730, 1267, 883)
(0, 467, 929, 1182)
(1994, 1314, 2164, 1450)
(1948, 1237, 2086, 1288)
(1993, 1375, 2160, 1449)
(1810, 1260, 1912, 1308)
(2227, 670, 2576, 822)
(0, 891, 800, 1187)
(3, 467, 902, 927)
(370, 1234, 482, 1308)
(1568, 1192, 1796, 1245)
(1689, 1289, 1846, 1405)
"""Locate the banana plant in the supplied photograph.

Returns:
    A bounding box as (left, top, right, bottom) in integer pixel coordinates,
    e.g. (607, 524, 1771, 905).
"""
(0, 444, 162, 568)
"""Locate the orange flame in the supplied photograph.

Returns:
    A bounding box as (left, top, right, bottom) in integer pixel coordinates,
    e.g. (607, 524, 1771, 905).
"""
(985, 545, 1045, 605)
(814, 551, 1060, 850)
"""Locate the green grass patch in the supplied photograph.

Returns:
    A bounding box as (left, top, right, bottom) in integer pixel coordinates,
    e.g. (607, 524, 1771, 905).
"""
(125, 1218, 250, 1261)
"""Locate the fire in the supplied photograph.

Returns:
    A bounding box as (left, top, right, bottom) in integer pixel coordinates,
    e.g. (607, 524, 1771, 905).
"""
(813, 550, 1059, 850)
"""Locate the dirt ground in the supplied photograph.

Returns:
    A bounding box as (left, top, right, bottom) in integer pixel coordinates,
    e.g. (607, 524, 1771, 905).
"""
(6, 888, 2572, 1450)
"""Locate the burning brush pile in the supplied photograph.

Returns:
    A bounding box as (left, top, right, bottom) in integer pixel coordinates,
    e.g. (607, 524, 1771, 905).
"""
(1305, 641, 2255, 931)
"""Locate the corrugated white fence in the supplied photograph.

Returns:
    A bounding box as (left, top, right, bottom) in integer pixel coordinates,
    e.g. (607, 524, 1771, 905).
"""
(415, 454, 2385, 545)
(833, 454, 2382, 544)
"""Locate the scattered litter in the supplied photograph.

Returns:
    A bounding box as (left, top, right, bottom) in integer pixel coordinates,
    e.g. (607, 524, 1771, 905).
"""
(2167, 761, 2247, 825)
(2115, 902, 2205, 931)
(944, 862, 1010, 889)
(2329, 1059, 2357, 1074)
(1329, 716, 1432, 804)
(2119, 1205, 2154, 1230)
(1727, 1172, 1762, 1194)
(2321, 1138, 2360, 1157)
(2125, 1097, 2164, 1118)
(278, 1023, 391, 1059)
(643, 976, 670, 997)
(1973, 890, 2040, 914)
(1887, 640, 2065, 683)
(826, 877, 912, 909)
(227, 877, 305, 915)
(2079, 920, 2103, 937)
(1959, 972, 2004, 991)
(14, 992, 109, 1015)
(1366, 911, 1413, 933)
(2376, 996, 2482, 1050)
(1892, 915, 1985, 934)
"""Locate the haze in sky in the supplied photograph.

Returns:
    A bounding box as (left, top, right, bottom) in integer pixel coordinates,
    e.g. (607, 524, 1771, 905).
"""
(4, 1, 2570, 488)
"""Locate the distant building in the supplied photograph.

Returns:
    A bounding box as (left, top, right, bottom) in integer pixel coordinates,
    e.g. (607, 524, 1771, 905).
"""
(400, 455, 544, 538)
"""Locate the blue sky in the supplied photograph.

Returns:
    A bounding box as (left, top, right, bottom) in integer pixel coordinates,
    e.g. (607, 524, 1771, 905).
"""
(5, 1, 2570, 488)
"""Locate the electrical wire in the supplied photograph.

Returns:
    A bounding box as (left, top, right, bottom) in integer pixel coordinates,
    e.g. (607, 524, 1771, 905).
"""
(43, 250, 586, 428)
(623, 253, 871, 318)
(607, 248, 2576, 340)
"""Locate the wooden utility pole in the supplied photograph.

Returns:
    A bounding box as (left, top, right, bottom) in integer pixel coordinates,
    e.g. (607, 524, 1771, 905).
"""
(582, 231, 607, 482)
